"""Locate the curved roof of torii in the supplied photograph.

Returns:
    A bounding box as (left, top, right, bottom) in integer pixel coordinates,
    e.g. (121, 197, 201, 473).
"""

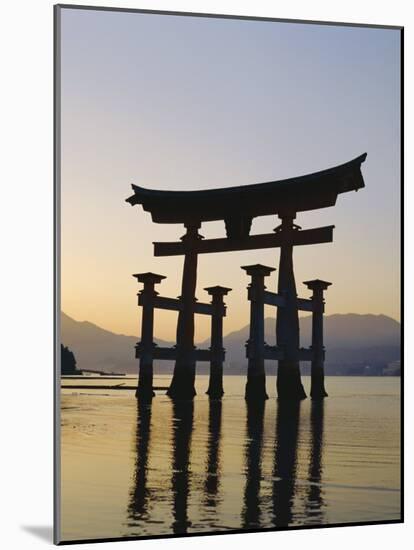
(126, 153, 367, 224)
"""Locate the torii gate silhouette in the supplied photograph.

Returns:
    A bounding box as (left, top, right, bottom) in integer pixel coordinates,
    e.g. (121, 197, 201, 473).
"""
(126, 153, 366, 401)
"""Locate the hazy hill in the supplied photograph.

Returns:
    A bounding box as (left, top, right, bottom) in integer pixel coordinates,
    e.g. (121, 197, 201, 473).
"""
(221, 314, 400, 374)
(61, 312, 400, 375)
(61, 312, 170, 374)
(222, 313, 400, 349)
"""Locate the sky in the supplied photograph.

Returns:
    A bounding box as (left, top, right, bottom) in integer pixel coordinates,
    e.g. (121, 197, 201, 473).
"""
(60, 7, 401, 342)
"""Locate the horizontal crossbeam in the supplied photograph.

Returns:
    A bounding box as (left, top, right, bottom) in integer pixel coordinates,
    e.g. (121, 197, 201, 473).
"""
(135, 344, 214, 362)
(264, 346, 285, 360)
(257, 291, 314, 311)
(263, 291, 285, 307)
(298, 348, 315, 361)
(152, 296, 181, 312)
(139, 294, 221, 316)
(297, 298, 314, 312)
(154, 225, 334, 257)
(247, 346, 315, 361)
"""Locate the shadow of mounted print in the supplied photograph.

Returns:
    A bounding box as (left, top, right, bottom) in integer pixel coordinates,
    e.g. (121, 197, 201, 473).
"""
(54, 4, 403, 546)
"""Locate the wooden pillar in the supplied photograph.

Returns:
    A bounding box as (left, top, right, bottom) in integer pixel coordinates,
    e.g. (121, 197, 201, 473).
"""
(205, 286, 231, 399)
(133, 272, 166, 401)
(167, 222, 203, 400)
(242, 264, 275, 401)
(304, 279, 331, 399)
(275, 214, 307, 400)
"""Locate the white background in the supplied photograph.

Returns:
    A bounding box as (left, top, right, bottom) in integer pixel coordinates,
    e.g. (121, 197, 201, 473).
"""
(0, 0, 410, 548)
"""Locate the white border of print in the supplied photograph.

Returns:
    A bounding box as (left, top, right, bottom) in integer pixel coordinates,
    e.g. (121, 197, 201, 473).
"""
(0, 1, 410, 549)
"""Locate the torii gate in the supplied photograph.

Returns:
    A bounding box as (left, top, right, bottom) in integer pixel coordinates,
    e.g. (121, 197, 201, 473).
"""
(126, 153, 367, 401)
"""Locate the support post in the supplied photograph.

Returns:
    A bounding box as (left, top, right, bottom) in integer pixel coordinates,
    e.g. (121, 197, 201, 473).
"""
(242, 264, 275, 401)
(133, 272, 166, 401)
(167, 222, 203, 400)
(304, 279, 331, 399)
(275, 214, 307, 400)
(205, 286, 231, 399)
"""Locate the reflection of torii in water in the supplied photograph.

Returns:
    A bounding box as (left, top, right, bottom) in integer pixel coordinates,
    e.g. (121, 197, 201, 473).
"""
(127, 154, 367, 401)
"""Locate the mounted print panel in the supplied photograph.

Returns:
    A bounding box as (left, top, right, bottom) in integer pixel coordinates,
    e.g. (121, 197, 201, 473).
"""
(54, 4, 402, 545)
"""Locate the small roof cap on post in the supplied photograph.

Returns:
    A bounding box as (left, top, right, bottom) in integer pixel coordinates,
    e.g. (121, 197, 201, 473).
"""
(241, 264, 276, 277)
(133, 272, 166, 284)
(204, 285, 232, 296)
(303, 279, 332, 291)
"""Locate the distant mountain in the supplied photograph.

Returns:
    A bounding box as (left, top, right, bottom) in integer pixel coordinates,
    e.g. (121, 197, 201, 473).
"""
(220, 314, 400, 375)
(61, 312, 400, 375)
(61, 312, 170, 374)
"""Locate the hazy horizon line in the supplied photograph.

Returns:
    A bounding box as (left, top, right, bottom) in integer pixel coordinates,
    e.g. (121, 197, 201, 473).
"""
(61, 309, 401, 341)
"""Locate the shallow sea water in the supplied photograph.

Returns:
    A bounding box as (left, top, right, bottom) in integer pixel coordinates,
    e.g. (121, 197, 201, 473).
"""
(60, 375, 401, 542)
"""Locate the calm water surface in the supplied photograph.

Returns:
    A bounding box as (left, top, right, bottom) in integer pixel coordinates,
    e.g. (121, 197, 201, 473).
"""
(60, 376, 401, 542)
